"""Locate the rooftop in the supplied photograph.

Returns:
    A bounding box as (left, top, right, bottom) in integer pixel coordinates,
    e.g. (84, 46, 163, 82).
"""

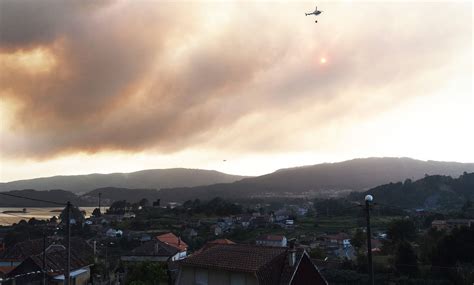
(180, 244, 327, 285)
(6, 246, 93, 279)
(157, 233, 187, 252)
(256, 235, 286, 242)
(126, 240, 179, 257)
(208, 239, 236, 245)
(181, 244, 287, 273)
(30, 248, 91, 275)
(0, 237, 92, 262)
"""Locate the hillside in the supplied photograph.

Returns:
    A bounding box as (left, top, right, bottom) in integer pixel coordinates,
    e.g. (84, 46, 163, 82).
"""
(0, 169, 246, 194)
(2, 158, 473, 204)
(81, 187, 161, 205)
(351, 172, 474, 210)
(156, 158, 474, 202)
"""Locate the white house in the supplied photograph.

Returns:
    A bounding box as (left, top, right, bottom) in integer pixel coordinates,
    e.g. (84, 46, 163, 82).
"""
(106, 228, 123, 238)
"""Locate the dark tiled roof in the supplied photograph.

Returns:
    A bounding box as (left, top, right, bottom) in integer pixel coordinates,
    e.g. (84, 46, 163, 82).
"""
(30, 248, 91, 275)
(0, 237, 92, 262)
(6, 246, 93, 278)
(288, 253, 328, 285)
(180, 244, 328, 285)
(126, 240, 178, 257)
(279, 250, 305, 285)
(0, 238, 44, 260)
(181, 244, 287, 273)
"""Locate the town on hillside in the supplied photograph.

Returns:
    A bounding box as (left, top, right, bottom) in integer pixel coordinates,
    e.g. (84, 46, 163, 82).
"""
(0, 174, 473, 285)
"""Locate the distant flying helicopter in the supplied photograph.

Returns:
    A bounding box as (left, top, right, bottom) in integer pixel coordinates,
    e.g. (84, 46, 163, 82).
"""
(306, 5, 323, 23)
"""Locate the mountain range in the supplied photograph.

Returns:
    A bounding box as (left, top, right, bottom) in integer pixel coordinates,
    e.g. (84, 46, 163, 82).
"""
(156, 157, 474, 202)
(1, 157, 473, 205)
(0, 169, 246, 194)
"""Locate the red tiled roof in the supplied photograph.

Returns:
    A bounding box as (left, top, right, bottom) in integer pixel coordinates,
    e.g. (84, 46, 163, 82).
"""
(156, 233, 187, 252)
(195, 239, 237, 253)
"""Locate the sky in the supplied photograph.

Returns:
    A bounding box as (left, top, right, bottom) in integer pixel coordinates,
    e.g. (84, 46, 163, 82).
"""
(0, 0, 472, 182)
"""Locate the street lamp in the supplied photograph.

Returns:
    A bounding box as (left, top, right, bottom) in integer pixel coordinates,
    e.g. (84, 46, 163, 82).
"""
(365, 195, 374, 285)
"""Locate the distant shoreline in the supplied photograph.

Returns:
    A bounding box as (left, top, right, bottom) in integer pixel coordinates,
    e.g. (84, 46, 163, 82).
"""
(3, 209, 27, 214)
(0, 207, 102, 226)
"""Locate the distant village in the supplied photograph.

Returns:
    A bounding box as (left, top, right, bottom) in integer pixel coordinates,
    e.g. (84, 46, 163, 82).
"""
(0, 195, 472, 284)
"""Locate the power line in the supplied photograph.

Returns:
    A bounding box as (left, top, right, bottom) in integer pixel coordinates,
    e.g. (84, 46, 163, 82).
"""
(0, 202, 62, 210)
(0, 192, 66, 206)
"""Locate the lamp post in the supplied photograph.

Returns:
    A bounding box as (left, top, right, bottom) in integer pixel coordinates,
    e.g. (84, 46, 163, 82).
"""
(365, 195, 374, 285)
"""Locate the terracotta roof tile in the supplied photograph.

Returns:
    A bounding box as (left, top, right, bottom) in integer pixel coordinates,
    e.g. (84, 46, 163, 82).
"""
(156, 233, 187, 252)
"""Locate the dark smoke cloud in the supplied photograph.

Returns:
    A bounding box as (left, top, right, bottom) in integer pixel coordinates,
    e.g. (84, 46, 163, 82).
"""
(0, 1, 471, 158)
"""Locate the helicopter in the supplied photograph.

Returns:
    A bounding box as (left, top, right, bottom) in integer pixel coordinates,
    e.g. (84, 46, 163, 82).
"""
(305, 5, 323, 23)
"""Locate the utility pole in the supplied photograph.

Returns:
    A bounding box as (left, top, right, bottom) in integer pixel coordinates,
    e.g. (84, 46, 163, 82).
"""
(65, 201, 71, 285)
(365, 195, 374, 285)
(104, 241, 114, 285)
(42, 229, 46, 285)
(105, 244, 108, 284)
(99, 192, 102, 215)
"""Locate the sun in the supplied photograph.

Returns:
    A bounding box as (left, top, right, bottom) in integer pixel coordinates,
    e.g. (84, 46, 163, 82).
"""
(320, 57, 327, 64)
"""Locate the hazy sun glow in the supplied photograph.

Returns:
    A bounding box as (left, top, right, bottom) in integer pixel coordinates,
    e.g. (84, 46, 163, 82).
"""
(320, 57, 327, 64)
(0, 47, 57, 74)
